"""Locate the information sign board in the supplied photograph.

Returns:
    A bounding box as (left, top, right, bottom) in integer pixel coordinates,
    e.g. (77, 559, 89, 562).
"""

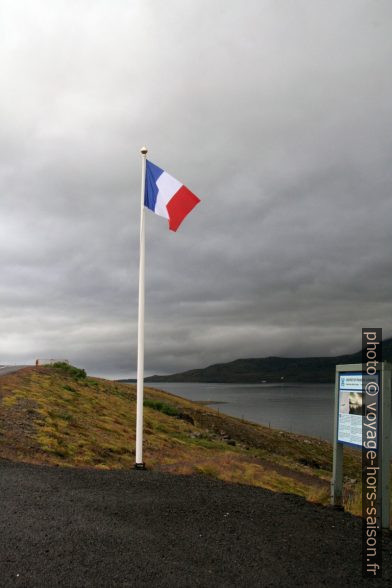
(337, 372, 379, 448)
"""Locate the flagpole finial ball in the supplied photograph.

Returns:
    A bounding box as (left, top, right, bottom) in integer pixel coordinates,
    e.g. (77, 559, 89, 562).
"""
(140, 146, 148, 155)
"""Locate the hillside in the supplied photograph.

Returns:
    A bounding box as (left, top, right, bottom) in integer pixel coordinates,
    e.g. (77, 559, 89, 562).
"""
(0, 364, 365, 516)
(144, 337, 392, 383)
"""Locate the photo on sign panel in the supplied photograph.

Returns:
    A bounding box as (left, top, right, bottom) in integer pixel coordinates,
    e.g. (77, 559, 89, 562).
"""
(349, 392, 362, 416)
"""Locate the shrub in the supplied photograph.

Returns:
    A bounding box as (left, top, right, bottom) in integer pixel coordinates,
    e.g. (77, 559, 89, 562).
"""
(52, 362, 86, 380)
(143, 399, 179, 417)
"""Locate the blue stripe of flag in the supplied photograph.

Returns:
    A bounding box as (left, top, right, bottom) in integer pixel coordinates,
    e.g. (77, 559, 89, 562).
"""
(145, 160, 164, 211)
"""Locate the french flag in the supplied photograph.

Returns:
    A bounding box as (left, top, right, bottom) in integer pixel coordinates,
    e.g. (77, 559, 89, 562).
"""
(144, 160, 200, 231)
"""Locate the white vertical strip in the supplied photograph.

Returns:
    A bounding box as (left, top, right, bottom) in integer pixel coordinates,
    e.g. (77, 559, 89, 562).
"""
(135, 146, 148, 467)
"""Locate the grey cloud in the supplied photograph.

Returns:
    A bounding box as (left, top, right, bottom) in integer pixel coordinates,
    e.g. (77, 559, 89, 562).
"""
(1, 1, 392, 378)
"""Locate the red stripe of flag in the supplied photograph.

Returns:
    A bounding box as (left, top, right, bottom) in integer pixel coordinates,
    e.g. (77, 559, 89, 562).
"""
(167, 186, 200, 232)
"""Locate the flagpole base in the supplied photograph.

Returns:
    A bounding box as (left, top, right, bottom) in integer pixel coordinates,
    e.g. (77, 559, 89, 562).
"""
(134, 462, 146, 470)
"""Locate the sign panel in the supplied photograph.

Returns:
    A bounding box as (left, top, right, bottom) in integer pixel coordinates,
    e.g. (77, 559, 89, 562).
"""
(337, 372, 379, 448)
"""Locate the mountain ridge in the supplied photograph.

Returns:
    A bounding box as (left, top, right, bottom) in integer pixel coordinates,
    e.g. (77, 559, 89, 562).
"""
(143, 338, 392, 383)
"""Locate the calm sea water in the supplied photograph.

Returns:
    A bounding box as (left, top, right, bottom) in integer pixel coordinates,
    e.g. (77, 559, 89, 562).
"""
(148, 382, 335, 441)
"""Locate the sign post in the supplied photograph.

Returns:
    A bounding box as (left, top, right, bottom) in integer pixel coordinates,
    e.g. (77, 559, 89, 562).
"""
(331, 362, 391, 528)
(380, 361, 391, 529)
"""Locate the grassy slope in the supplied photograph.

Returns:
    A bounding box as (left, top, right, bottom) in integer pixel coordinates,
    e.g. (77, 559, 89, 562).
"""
(0, 366, 363, 515)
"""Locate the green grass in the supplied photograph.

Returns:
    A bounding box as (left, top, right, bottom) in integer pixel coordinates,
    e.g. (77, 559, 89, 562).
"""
(143, 398, 179, 417)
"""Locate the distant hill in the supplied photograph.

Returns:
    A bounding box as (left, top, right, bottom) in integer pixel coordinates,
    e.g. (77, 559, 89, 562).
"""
(144, 338, 392, 384)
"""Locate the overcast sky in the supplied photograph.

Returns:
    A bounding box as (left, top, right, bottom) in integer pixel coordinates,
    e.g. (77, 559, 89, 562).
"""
(1, 1, 391, 378)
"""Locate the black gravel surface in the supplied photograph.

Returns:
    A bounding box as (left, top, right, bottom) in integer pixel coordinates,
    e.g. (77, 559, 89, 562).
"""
(0, 460, 391, 587)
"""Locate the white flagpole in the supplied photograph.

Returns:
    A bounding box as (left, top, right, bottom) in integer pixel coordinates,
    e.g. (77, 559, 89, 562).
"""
(135, 146, 148, 468)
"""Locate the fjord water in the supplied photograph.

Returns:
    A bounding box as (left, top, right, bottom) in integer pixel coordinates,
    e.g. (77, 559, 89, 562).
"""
(150, 382, 335, 442)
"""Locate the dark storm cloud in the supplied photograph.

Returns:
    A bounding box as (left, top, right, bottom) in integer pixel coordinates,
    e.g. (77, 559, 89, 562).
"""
(1, 0, 392, 378)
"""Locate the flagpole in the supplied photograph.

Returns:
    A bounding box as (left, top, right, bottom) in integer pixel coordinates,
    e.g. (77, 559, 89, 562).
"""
(135, 146, 148, 469)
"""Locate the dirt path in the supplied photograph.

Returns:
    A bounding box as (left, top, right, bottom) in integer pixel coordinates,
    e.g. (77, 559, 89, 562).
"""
(0, 366, 28, 377)
(0, 460, 390, 587)
(156, 455, 329, 489)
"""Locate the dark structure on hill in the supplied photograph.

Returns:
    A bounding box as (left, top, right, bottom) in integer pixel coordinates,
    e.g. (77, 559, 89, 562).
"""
(143, 338, 392, 384)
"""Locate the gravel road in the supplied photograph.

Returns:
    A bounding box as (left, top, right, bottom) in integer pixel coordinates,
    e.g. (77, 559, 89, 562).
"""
(0, 460, 391, 587)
